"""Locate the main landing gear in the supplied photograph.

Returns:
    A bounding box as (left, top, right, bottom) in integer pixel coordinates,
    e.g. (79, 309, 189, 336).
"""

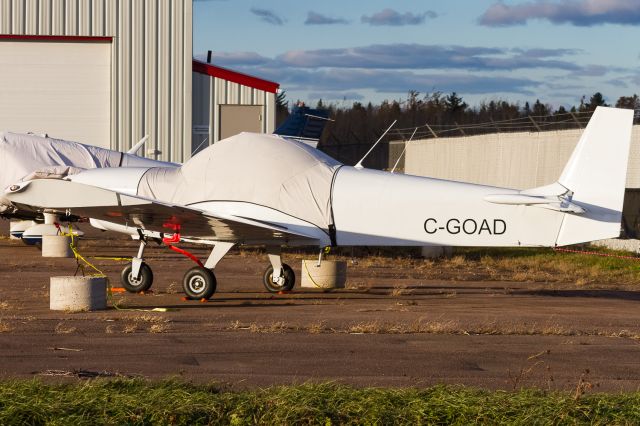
(262, 247, 296, 293)
(119, 232, 297, 299)
(119, 234, 234, 301)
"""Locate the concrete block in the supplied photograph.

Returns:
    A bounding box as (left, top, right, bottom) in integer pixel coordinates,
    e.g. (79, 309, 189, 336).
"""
(42, 235, 74, 258)
(301, 260, 347, 289)
(50, 276, 107, 311)
(421, 246, 453, 259)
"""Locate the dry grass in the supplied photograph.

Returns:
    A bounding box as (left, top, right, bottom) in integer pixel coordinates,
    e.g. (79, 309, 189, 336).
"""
(390, 286, 407, 297)
(0, 300, 11, 311)
(308, 321, 326, 334)
(149, 323, 169, 333)
(221, 318, 640, 341)
(165, 282, 180, 294)
(327, 246, 640, 286)
(54, 322, 77, 335)
(122, 323, 138, 334)
(0, 319, 13, 333)
(107, 314, 171, 334)
(249, 321, 288, 333)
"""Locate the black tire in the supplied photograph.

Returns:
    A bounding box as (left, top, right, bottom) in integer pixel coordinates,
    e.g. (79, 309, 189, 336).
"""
(262, 263, 295, 293)
(120, 263, 154, 293)
(182, 267, 217, 300)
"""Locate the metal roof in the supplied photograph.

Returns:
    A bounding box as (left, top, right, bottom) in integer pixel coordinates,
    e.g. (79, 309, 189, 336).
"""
(193, 60, 279, 94)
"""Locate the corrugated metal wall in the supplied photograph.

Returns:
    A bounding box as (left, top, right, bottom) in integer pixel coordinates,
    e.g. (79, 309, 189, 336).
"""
(402, 125, 640, 189)
(0, 0, 192, 162)
(192, 72, 276, 152)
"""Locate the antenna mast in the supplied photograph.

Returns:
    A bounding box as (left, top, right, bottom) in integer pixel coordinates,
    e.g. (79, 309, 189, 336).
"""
(354, 120, 397, 169)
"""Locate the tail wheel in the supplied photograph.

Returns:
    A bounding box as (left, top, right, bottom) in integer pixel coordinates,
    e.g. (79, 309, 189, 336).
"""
(263, 263, 295, 293)
(183, 266, 217, 300)
(121, 263, 154, 293)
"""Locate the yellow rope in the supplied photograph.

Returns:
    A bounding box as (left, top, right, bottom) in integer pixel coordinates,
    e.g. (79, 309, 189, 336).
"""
(92, 257, 132, 262)
(303, 259, 325, 289)
(57, 222, 172, 312)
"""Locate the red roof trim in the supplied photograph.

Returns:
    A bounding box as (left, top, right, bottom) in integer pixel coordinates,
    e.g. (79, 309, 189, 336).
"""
(0, 34, 112, 43)
(193, 60, 279, 94)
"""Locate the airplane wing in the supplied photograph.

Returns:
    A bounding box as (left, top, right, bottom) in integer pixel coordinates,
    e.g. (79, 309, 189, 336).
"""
(5, 179, 321, 244)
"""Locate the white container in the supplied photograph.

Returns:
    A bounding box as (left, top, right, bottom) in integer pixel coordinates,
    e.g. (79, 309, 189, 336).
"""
(50, 276, 107, 311)
(300, 260, 347, 289)
(42, 235, 74, 258)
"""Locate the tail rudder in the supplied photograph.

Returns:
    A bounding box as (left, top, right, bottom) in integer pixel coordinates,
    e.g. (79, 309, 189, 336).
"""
(555, 106, 634, 245)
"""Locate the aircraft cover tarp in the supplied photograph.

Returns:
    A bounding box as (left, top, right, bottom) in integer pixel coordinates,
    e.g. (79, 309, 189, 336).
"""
(0, 131, 173, 213)
(137, 133, 342, 231)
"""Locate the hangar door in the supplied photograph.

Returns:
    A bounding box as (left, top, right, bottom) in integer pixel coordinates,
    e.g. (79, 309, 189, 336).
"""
(0, 39, 111, 148)
(219, 105, 263, 140)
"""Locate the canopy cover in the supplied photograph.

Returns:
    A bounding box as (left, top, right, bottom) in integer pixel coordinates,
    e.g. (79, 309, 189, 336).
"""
(138, 132, 342, 231)
(0, 131, 173, 213)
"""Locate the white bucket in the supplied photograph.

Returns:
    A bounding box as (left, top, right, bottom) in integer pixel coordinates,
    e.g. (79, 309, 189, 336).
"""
(50, 276, 107, 311)
(300, 260, 347, 289)
(42, 235, 74, 258)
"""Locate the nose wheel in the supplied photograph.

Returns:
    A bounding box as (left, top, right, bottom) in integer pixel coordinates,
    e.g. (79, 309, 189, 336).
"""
(120, 262, 154, 293)
(182, 266, 217, 300)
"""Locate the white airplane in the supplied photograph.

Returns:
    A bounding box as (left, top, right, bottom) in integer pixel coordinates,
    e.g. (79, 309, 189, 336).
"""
(0, 131, 176, 243)
(4, 107, 633, 300)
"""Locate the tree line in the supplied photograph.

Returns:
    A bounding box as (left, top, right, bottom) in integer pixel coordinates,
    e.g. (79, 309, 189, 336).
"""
(276, 91, 640, 169)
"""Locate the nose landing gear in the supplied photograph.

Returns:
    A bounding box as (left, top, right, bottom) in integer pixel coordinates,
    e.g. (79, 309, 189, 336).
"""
(120, 239, 154, 292)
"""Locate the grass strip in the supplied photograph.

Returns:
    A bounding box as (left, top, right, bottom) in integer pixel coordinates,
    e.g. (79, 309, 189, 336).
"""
(0, 380, 639, 425)
(331, 246, 640, 286)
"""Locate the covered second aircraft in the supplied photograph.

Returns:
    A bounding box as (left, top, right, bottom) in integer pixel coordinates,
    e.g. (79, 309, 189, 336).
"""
(5, 107, 634, 300)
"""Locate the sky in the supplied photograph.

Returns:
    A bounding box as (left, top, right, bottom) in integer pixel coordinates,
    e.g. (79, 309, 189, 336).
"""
(193, 0, 640, 109)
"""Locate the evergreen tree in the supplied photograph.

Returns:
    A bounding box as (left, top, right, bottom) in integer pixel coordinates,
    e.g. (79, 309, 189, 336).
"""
(615, 95, 639, 110)
(444, 92, 467, 115)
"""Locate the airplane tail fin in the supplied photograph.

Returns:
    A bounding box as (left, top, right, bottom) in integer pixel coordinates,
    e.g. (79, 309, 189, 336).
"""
(554, 106, 634, 246)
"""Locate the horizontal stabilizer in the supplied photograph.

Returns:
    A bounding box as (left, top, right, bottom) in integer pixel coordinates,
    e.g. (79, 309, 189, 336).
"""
(483, 193, 585, 213)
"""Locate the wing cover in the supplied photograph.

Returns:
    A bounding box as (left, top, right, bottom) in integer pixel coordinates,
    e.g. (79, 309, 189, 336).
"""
(6, 179, 319, 244)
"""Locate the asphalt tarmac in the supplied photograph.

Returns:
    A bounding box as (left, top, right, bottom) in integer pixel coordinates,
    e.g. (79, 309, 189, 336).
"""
(0, 236, 639, 391)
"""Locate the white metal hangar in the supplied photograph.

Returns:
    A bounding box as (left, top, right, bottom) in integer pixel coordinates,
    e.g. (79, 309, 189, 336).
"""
(0, 0, 278, 163)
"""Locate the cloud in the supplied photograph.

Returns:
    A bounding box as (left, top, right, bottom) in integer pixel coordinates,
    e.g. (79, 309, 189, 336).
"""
(479, 0, 640, 27)
(512, 47, 581, 58)
(277, 44, 581, 72)
(305, 11, 349, 25)
(308, 91, 365, 101)
(199, 43, 635, 102)
(361, 8, 437, 26)
(606, 78, 628, 88)
(194, 51, 273, 66)
(273, 68, 538, 95)
(216, 63, 538, 96)
(250, 8, 285, 26)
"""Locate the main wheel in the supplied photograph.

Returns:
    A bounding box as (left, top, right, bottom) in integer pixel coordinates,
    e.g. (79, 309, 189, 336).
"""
(262, 263, 295, 293)
(183, 266, 217, 300)
(120, 263, 154, 293)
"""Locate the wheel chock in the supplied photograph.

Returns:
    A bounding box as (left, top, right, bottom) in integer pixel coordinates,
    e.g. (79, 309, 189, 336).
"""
(110, 287, 127, 293)
(200, 298, 207, 303)
(181, 296, 189, 302)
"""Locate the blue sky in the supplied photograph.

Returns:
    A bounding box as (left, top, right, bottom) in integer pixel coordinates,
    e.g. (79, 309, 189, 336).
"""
(193, 0, 640, 109)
